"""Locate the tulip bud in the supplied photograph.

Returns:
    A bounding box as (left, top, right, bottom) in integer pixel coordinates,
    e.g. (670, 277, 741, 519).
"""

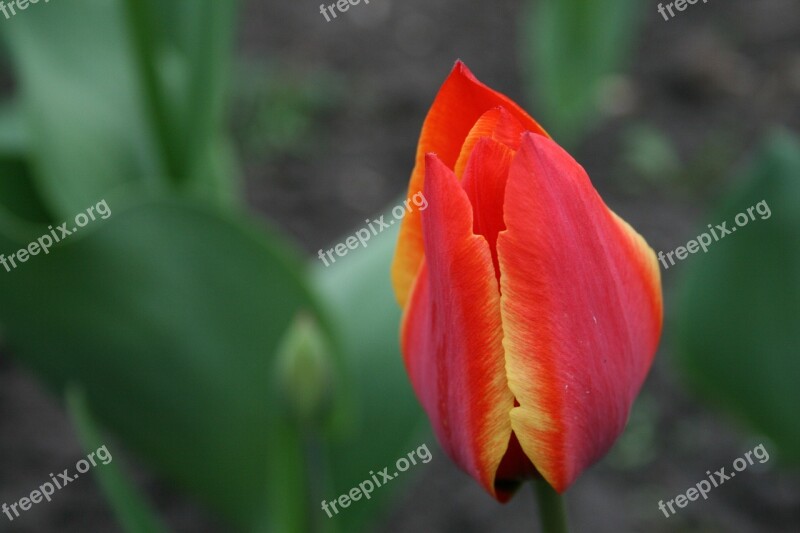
(274, 312, 334, 425)
(392, 61, 663, 500)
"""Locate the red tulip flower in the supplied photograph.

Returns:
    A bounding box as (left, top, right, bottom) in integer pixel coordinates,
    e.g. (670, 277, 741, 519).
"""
(392, 61, 663, 502)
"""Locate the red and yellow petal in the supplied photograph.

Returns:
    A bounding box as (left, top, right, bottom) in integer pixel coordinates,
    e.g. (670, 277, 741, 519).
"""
(401, 153, 514, 500)
(453, 106, 526, 178)
(496, 134, 663, 493)
(392, 62, 548, 309)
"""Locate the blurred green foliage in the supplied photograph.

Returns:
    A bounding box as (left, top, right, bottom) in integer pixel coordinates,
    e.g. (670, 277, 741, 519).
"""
(0, 197, 329, 529)
(677, 131, 800, 463)
(3, 0, 167, 216)
(67, 386, 171, 533)
(0, 1, 421, 532)
(521, 0, 643, 146)
(312, 218, 428, 533)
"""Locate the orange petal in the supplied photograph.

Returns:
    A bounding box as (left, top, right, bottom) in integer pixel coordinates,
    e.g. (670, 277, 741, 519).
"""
(453, 106, 527, 178)
(392, 62, 547, 309)
(401, 154, 515, 499)
(496, 134, 663, 492)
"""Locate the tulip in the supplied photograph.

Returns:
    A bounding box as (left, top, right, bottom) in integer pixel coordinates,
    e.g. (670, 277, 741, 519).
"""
(392, 61, 663, 502)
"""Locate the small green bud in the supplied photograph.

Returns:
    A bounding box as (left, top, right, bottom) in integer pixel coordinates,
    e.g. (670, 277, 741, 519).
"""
(274, 312, 334, 424)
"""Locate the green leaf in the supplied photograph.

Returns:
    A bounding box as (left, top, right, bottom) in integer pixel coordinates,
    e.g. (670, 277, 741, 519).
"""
(1, 0, 166, 218)
(0, 199, 325, 529)
(175, 0, 237, 195)
(676, 131, 800, 462)
(0, 99, 29, 157)
(0, 159, 53, 235)
(521, 0, 643, 146)
(66, 386, 171, 533)
(0, 101, 56, 234)
(123, 0, 240, 201)
(311, 209, 428, 533)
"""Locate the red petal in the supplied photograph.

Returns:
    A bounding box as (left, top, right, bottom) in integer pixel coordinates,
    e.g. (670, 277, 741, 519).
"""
(453, 106, 526, 178)
(496, 134, 663, 492)
(460, 137, 516, 279)
(401, 154, 515, 500)
(392, 62, 548, 309)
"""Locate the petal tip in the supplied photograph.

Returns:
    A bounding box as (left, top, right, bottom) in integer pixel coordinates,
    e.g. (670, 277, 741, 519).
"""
(424, 152, 445, 170)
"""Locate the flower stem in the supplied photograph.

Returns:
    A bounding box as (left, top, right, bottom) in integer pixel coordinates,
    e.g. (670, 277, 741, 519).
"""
(533, 479, 569, 533)
(122, 0, 182, 182)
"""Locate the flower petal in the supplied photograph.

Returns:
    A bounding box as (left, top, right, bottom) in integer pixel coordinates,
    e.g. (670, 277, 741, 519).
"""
(496, 134, 663, 493)
(453, 106, 526, 178)
(401, 153, 515, 499)
(460, 136, 516, 279)
(392, 62, 547, 308)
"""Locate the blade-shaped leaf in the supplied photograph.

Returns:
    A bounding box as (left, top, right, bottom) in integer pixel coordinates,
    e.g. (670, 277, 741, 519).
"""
(122, 0, 240, 201)
(0, 198, 325, 529)
(0, 101, 55, 233)
(677, 131, 800, 462)
(522, 0, 643, 145)
(0, 99, 29, 157)
(66, 385, 171, 533)
(1, 0, 167, 218)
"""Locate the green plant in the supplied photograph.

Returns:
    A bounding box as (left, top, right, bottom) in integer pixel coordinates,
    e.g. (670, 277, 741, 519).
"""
(0, 2, 422, 531)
